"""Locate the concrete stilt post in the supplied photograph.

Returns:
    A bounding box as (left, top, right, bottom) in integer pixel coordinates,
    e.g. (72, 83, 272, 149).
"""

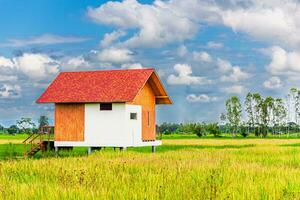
(88, 147, 92, 155)
(152, 146, 156, 153)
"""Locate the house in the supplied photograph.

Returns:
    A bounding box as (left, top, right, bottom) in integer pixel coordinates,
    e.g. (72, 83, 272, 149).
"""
(36, 68, 172, 153)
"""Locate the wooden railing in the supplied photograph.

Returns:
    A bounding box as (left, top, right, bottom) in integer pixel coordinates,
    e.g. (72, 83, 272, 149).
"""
(23, 126, 54, 157)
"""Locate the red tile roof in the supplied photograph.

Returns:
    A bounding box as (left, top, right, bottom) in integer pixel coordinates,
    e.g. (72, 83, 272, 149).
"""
(36, 68, 155, 103)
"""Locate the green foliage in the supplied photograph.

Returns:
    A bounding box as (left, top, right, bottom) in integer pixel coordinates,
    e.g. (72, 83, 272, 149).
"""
(206, 123, 221, 137)
(193, 124, 203, 137)
(226, 96, 242, 135)
(38, 115, 49, 129)
(7, 125, 19, 135)
(17, 117, 36, 134)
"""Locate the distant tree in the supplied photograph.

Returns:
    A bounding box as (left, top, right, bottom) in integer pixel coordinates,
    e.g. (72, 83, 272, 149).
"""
(245, 92, 255, 132)
(219, 113, 226, 123)
(226, 96, 242, 136)
(193, 123, 204, 137)
(273, 98, 287, 134)
(38, 115, 49, 129)
(17, 118, 36, 134)
(7, 125, 18, 135)
(206, 123, 221, 137)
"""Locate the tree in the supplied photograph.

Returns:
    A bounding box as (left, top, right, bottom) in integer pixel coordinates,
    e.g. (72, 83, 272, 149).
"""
(7, 125, 19, 135)
(193, 123, 204, 137)
(245, 92, 255, 133)
(226, 96, 242, 136)
(273, 98, 287, 134)
(17, 118, 36, 134)
(206, 123, 221, 137)
(38, 115, 49, 129)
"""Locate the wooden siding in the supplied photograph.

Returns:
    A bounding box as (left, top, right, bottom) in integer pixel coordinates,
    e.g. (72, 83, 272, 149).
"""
(55, 103, 84, 141)
(131, 82, 156, 141)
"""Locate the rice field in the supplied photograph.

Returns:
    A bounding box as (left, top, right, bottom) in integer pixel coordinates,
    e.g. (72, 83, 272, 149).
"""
(1, 136, 300, 199)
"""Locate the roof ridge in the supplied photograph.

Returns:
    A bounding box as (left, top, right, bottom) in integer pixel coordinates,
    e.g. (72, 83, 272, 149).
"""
(60, 68, 155, 74)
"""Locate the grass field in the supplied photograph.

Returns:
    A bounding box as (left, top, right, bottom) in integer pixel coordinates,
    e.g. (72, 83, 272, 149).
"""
(1, 135, 300, 199)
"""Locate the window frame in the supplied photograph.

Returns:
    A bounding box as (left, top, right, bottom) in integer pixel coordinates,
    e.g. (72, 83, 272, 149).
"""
(130, 112, 137, 120)
(100, 103, 112, 111)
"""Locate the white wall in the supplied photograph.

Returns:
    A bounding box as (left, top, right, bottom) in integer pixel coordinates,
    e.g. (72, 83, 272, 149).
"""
(55, 103, 161, 147)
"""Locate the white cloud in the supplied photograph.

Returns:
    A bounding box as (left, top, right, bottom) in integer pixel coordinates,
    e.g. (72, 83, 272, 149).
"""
(0, 56, 14, 69)
(2, 34, 89, 47)
(221, 67, 250, 82)
(87, 0, 197, 47)
(266, 46, 300, 76)
(193, 51, 212, 62)
(0, 84, 21, 99)
(177, 45, 188, 57)
(263, 76, 283, 89)
(207, 41, 223, 49)
(186, 94, 218, 103)
(14, 53, 60, 80)
(62, 56, 91, 70)
(220, 1, 300, 49)
(222, 85, 246, 94)
(100, 30, 125, 48)
(167, 63, 211, 85)
(217, 58, 250, 82)
(0, 75, 17, 82)
(121, 63, 143, 69)
(97, 47, 133, 63)
(217, 58, 232, 73)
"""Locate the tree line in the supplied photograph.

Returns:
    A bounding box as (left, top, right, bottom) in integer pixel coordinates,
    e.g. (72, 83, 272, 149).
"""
(0, 116, 49, 134)
(158, 88, 300, 138)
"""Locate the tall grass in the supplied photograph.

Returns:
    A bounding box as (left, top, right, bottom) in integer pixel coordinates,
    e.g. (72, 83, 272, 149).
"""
(1, 139, 300, 199)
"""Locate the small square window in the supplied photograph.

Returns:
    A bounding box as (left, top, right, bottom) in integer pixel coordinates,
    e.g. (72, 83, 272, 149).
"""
(100, 103, 112, 111)
(130, 113, 137, 120)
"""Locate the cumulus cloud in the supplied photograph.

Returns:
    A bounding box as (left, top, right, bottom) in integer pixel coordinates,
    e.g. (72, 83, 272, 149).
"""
(207, 41, 223, 49)
(0, 56, 14, 69)
(13, 53, 60, 80)
(266, 46, 300, 76)
(97, 47, 133, 63)
(263, 76, 283, 89)
(186, 94, 218, 103)
(222, 85, 246, 94)
(100, 30, 126, 48)
(87, 0, 197, 47)
(87, 0, 300, 50)
(0, 84, 21, 99)
(193, 51, 212, 62)
(221, 3, 300, 49)
(1, 34, 89, 47)
(121, 63, 144, 69)
(217, 58, 250, 82)
(167, 64, 211, 85)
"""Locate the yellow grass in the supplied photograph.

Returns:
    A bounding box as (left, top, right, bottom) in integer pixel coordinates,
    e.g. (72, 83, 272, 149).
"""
(1, 138, 300, 199)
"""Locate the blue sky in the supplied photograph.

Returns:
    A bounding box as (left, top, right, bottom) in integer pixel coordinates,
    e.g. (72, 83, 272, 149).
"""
(1, 0, 300, 127)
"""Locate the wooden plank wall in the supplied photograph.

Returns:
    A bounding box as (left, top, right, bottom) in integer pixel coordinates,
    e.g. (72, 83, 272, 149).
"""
(131, 82, 156, 141)
(55, 103, 85, 141)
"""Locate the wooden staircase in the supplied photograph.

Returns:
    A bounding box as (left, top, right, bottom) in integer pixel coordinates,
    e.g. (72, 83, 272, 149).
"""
(23, 126, 54, 158)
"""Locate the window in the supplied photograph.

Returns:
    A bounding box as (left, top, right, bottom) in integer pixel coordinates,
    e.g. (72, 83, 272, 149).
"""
(147, 111, 150, 126)
(130, 113, 137, 120)
(100, 103, 112, 111)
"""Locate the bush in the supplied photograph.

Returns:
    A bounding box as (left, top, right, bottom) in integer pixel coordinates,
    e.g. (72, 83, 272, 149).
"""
(193, 124, 203, 137)
(206, 123, 221, 137)
(240, 126, 248, 137)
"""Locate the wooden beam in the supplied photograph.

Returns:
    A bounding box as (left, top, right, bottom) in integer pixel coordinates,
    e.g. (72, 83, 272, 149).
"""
(156, 96, 169, 98)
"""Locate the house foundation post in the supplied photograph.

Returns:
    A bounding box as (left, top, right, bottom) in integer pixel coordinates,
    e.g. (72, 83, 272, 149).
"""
(88, 147, 92, 155)
(55, 146, 59, 156)
(120, 147, 127, 151)
(152, 146, 156, 153)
